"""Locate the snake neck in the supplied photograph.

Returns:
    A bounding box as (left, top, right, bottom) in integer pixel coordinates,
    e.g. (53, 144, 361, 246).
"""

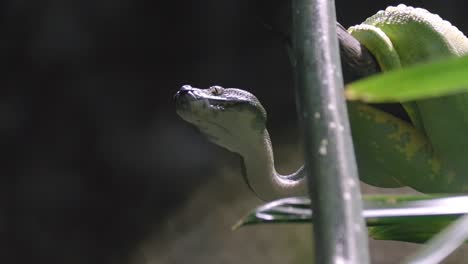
(239, 130, 308, 201)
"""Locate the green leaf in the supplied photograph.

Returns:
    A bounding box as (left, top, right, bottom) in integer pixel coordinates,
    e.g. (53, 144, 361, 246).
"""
(345, 55, 468, 102)
(235, 195, 468, 243)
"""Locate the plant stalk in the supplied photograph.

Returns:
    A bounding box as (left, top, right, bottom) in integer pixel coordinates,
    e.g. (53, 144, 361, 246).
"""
(291, 0, 370, 263)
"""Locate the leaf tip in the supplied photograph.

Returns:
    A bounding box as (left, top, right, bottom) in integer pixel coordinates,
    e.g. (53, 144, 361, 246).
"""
(232, 219, 246, 230)
(345, 87, 359, 101)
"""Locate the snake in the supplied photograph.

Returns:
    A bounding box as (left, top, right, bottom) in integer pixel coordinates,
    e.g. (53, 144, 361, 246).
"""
(175, 5, 468, 201)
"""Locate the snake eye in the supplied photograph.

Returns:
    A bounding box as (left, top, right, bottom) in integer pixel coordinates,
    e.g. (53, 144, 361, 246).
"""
(209, 86, 224, 96)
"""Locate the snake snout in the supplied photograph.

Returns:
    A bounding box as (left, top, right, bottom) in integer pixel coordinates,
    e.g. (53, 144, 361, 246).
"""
(174, 85, 198, 105)
(174, 85, 192, 99)
(179, 84, 194, 94)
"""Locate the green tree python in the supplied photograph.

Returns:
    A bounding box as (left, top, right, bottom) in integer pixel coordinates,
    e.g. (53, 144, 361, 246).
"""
(175, 5, 468, 201)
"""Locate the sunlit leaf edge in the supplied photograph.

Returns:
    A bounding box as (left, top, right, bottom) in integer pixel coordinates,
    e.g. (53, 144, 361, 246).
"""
(345, 55, 468, 102)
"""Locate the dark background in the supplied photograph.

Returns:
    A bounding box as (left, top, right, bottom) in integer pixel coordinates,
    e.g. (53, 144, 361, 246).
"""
(3, 1, 468, 263)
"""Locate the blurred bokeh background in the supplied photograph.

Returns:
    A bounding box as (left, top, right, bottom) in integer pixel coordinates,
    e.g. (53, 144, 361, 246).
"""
(3, 1, 468, 263)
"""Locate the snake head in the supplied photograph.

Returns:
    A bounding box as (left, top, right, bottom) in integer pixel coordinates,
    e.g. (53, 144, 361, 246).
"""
(174, 85, 267, 153)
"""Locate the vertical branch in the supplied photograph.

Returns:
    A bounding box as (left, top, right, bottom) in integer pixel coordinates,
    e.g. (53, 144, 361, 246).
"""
(291, 0, 370, 263)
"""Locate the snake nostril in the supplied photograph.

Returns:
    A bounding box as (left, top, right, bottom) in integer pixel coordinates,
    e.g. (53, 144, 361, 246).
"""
(174, 85, 191, 100)
(176, 85, 194, 98)
(180, 84, 193, 92)
(174, 85, 197, 102)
